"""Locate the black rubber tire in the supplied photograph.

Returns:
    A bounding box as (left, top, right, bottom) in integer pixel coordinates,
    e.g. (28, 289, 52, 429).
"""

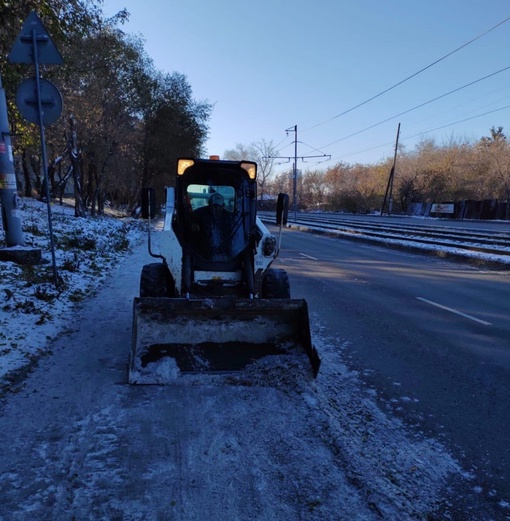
(140, 263, 175, 298)
(262, 268, 291, 298)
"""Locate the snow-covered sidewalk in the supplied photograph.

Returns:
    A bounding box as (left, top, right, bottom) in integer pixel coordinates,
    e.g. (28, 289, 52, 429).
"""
(1, 198, 509, 519)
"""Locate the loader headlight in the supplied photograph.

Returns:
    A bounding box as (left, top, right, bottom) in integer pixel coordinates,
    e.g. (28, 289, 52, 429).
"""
(262, 236, 277, 257)
(177, 159, 195, 175)
(241, 162, 257, 180)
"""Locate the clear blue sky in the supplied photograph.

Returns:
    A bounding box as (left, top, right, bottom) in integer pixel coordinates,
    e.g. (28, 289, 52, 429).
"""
(102, 0, 510, 174)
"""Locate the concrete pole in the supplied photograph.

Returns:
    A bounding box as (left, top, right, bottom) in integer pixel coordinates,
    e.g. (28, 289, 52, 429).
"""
(0, 73, 24, 246)
(388, 123, 401, 215)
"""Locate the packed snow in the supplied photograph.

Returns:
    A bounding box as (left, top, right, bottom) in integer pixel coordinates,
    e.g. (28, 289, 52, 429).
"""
(0, 197, 508, 520)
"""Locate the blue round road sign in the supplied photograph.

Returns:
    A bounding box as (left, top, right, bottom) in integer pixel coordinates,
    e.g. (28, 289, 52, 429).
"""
(16, 78, 63, 126)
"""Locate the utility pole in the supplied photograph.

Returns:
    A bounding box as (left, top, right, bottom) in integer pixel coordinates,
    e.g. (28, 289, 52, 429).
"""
(0, 73, 24, 247)
(292, 125, 298, 218)
(0, 71, 43, 265)
(268, 125, 330, 220)
(381, 123, 401, 216)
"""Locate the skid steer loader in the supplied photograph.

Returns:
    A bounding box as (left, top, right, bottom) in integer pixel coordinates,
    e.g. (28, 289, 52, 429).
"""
(129, 156, 320, 383)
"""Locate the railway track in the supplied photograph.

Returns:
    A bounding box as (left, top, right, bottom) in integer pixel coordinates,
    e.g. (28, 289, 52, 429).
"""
(261, 212, 510, 264)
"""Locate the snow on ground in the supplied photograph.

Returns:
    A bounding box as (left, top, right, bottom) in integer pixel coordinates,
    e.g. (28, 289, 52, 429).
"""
(0, 197, 145, 388)
(1, 200, 508, 390)
(0, 199, 508, 519)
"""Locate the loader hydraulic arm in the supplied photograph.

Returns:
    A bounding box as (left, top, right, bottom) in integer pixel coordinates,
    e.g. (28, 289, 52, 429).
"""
(141, 187, 167, 264)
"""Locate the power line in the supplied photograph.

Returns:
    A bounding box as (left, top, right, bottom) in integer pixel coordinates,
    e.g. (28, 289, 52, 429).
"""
(273, 134, 292, 151)
(267, 125, 331, 217)
(319, 65, 510, 150)
(410, 85, 510, 127)
(297, 140, 331, 158)
(302, 14, 510, 133)
(329, 103, 510, 163)
(331, 141, 395, 161)
(403, 103, 510, 140)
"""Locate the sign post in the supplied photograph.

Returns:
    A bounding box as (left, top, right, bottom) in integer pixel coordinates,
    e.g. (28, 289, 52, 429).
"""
(8, 11, 64, 284)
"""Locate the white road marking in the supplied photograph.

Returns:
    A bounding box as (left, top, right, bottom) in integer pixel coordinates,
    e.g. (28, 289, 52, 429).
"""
(416, 297, 491, 326)
(299, 253, 318, 261)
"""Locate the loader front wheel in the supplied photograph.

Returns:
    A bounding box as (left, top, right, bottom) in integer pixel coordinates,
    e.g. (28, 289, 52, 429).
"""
(140, 263, 176, 298)
(262, 268, 290, 298)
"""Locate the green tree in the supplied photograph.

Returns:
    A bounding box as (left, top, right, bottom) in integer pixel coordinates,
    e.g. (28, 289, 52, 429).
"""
(0, 1, 104, 199)
(2, 2, 211, 215)
(141, 72, 212, 204)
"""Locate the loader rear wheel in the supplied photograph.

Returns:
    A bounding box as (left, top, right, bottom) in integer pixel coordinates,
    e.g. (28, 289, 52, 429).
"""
(140, 263, 176, 298)
(262, 268, 290, 298)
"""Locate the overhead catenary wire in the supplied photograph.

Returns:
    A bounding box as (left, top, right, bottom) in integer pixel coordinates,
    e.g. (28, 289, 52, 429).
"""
(330, 103, 510, 163)
(403, 103, 510, 141)
(275, 89, 510, 168)
(269, 15, 510, 168)
(319, 65, 510, 150)
(298, 140, 331, 157)
(411, 85, 510, 127)
(301, 14, 510, 133)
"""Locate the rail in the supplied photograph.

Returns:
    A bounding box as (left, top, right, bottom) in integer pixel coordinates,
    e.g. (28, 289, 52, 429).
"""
(260, 212, 510, 264)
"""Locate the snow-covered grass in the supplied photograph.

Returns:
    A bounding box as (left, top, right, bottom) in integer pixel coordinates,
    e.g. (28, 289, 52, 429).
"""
(0, 197, 145, 388)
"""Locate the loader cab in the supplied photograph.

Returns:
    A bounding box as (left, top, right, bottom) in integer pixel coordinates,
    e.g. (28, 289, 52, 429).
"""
(173, 157, 258, 295)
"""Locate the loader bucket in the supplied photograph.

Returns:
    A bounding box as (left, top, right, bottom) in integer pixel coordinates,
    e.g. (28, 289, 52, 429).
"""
(129, 297, 320, 384)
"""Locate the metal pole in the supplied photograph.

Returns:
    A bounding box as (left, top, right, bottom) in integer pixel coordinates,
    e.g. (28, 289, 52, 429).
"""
(32, 29, 58, 285)
(293, 125, 297, 220)
(0, 73, 24, 246)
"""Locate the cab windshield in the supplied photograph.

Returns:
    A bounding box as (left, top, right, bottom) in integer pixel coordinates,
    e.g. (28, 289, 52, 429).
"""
(186, 183, 247, 263)
(187, 184, 235, 212)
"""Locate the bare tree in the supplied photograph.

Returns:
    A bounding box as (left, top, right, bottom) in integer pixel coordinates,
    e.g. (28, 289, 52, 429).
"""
(300, 170, 327, 209)
(224, 139, 278, 203)
(478, 127, 510, 218)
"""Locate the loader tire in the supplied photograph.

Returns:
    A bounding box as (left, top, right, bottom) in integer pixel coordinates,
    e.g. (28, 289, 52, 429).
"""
(262, 268, 290, 298)
(140, 263, 176, 298)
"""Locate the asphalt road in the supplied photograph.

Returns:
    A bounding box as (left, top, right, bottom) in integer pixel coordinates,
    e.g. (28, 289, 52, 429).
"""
(274, 224, 510, 503)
